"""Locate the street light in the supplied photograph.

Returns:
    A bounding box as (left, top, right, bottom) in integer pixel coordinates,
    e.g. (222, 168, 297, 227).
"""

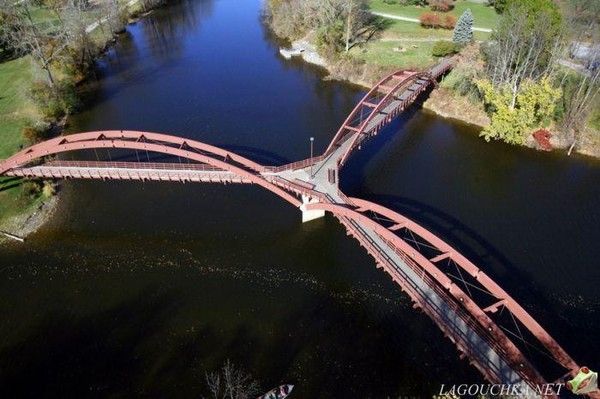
(309, 137, 315, 179)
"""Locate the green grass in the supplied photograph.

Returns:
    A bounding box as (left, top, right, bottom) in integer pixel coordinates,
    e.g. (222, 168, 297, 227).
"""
(369, 0, 499, 30)
(0, 178, 44, 226)
(0, 57, 36, 159)
(351, 40, 438, 69)
(381, 18, 490, 40)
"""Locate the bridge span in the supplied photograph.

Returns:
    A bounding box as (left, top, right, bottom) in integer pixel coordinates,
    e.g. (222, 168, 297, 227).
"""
(1, 58, 595, 398)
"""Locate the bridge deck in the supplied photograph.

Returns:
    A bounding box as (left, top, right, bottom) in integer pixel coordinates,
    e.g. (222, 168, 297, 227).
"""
(6, 161, 250, 183)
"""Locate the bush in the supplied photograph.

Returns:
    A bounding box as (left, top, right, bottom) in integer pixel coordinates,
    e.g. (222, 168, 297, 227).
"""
(432, 40, 459, 57)
(428, 0, 454, 12)
(42, 181, 56, 198)
(488, 0, 507, 13)
(420, 12, 455, 29)
(20, 181, 42, 202)
(29, 80, 80, 121)
(402, 0, 427, 5)
(442, 14, 457, 29)
(21, 124, 52, 145)
(420, 12, 442, 28)
(383, 0, 397, 4)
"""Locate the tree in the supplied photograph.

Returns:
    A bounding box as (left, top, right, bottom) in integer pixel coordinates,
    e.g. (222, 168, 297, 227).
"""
(483, 0, 563, 108)
(476, 77, 561, 145)
(557, 0, 600, 154)
(558, 67, 600, 155)
(452, 8, 473, 45)
(204, 360, 260, 399)
(1, 0, 69, 88)
(61, 0, 97, 75)
(267, 0, 372, 55)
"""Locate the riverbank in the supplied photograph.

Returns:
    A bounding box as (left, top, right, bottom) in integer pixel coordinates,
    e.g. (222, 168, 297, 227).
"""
(0, 0, 154, 241)
(0, 193, 59, 245)
(276, 38, 600, 160)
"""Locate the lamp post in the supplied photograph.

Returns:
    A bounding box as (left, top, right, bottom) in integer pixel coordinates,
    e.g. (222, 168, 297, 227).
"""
(309, 137, 315, 179)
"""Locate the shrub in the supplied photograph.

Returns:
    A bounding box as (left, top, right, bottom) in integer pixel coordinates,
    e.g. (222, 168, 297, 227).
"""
(442, 14, 457, 29)
(21, 124, 51, 145)
(420, 12, 441, 28)
(20, 181, 42, 202)
(42, 181, 56, 198)
(488, 0, 508, 13)
(420, 12, 455, 29)
(432, 40, 459, 57)
(383, 0, 397, 4)
(428, 0, 454, 12)
(400, 0, 427, 5)
(29, 80, 80, 121)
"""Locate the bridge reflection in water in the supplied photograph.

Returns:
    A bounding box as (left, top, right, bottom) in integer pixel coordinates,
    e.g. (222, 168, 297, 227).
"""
(1, 58, 594, 399)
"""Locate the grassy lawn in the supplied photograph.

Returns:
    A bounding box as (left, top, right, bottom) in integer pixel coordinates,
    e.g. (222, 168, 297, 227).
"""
(383, 19, 491, 40)
(352, 40, 438, 69)
(0, 177, 44, 228)
(370, 0, 499, 30)
(0, 56, 37, 159)
(0, 56, 38, 228)
(359, 18, 490, 69)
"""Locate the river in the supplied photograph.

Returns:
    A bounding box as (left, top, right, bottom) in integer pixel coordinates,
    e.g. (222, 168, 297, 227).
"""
(1, 0, 599, 397)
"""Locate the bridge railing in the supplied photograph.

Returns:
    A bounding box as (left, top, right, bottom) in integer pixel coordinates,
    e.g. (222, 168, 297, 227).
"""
(42, 160, 225, 171)
(262, 154, 326, 173)
(336, 213, 545, 390)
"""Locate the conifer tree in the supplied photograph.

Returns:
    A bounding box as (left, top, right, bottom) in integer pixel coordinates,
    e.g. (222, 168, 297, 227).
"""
(453, 9, 473, 45)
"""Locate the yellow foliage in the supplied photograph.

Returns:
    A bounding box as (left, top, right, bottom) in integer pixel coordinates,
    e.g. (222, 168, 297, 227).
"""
(476, 77, 561, 145)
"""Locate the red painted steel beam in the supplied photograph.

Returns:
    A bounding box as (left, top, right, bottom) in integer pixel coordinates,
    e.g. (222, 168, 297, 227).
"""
(305, 201, 552, 392)
(336, 72, 420, 166)
(0, 130, 266, 174)
(0, 132, 302, 208)
(348, 197, 580, 375)
(324, 72, 402, 155)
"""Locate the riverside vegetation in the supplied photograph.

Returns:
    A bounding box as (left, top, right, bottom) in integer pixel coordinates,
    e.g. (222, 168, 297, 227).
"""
(265, 0, 600, 158)
(0, 0, 165, 237)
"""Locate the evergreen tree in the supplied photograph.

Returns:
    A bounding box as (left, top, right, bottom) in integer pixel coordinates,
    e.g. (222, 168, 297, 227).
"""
(452, 9, 474, 45)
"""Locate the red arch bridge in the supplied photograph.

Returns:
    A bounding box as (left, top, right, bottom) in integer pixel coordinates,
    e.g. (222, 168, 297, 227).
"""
(1, 58, 596, 398)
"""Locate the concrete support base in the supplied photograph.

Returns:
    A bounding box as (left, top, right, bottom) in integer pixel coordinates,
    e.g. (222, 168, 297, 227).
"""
(300, 194, 325, 223)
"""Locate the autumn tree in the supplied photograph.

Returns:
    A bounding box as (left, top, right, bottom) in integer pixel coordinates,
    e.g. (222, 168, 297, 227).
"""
(266, 0, 373, 55)
(477, 77, 560, 144)
(61, 0, 97, 75)
(482, 0, 563, 108)
(1, 0, 69, 88)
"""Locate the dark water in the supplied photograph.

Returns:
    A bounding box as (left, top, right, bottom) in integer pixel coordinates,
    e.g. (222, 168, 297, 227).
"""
(1, 0, 599, 397)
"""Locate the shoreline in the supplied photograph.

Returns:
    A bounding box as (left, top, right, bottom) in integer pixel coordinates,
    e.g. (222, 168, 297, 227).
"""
(278, 38, 600, 160)
(0, 193, 59, 245)
(0, 2, 154, 244)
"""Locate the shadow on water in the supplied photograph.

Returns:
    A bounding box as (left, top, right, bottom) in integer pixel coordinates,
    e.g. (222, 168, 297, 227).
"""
(339, 96, 600, 379)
